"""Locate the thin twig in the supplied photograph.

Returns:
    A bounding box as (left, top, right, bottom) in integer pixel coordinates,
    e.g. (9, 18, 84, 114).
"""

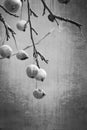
(11, 34, 18, 50)
(37, 51, 48, 64)
(27, 0, 40, 67)
(54, 15, 82, 29)
(0, 14, 18, 49)
(0, 14, 10, 40)
(27, 1, 37, 53)
(32, 28, 38, 35)
(30, 9, 38, 17)
(27, 0, 49, 67)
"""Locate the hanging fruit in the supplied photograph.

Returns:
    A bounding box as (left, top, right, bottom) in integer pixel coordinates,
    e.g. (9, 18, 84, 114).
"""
(33, 88, 46, 99)
(16, 20, 27, 31)
(3, 0, 22, 13)
(58, 0, 70, 4)
(16, 50, 29, 60)
(26, 64, 39, 78)
(0, 45, 13, 59)
(35, 68, 47, 82)
(48, 14, 55, 22)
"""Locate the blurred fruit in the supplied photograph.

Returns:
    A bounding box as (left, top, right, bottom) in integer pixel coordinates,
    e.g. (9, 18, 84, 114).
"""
(26, 64, 39, 78)
(16, 50, 29, 60)
(0, 45, 13, 58)
(16, 20, 27, 31)
(4, 0, 22, 13)
(35, 68, 47, 82)
(58, 0, 70, 4)
(33, 88, 46, 99)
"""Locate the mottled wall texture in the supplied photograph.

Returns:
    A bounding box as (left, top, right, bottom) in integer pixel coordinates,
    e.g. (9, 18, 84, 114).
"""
(0, 0, 87, 130)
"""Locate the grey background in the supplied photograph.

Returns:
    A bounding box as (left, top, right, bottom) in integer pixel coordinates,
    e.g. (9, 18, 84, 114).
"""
(0, 0, 87, 130)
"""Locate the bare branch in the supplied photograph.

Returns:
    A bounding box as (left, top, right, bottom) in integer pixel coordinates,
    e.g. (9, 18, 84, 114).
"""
(12, 28, 55, 56)
(37, 51, 48, 64)
(10, 33, 18, 50)
(0, 14, 10, 40)
(30, 9, 38, 17)
(32, 28, 38, 35)
(40, 0, 82, 29)
(42, 6, 46, 16)
(41, 0, 52, 14)
(0, 14, 18, 49)
(23, 28, 55, 50)
(54, 15, 82, 29)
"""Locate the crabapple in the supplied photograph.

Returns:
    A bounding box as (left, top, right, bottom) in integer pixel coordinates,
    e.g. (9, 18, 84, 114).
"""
(35, 68, 47, 82)
(33, 88, 46, 99)
(0, 45, 13, 59)
(4, 0, 22, 13)
(26, 64, 39, 78)
(16, 50, 29, 60)
(16, 20, 27, 31)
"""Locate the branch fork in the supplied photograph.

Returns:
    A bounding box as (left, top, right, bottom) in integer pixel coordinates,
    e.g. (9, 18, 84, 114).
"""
(41, 0, 82, 29)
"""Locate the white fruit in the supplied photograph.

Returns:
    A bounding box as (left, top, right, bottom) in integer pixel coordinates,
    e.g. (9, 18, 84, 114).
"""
(0, 45, 13, 58)
(35, 68, 47, 82)
(33, 88, 46, 99)
(16, 50, 29, 60)
(16, 20, 27, 31)
(26, 64, 39, 78)
(4, 0, 22, 13)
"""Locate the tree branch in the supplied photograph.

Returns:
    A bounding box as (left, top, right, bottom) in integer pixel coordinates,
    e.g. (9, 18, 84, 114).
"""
(0, 13, 18, 49)
(12, 28, 55, 56)
(30, 8, 38, 17)
(23, 28, 55, 50)
(27, 0, 39, 67)
(40, 0, 82, 29)
(27, 0, 48, 68)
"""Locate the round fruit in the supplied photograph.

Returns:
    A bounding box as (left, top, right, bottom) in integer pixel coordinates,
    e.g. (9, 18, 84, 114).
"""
(58, 0, 70, 4)
(4, 0, 22, 13)
(16, 50, 29, 60)
(33, 88, 46, 99)
(16, 20, 27, 31)
(26, 64, 39, 78)
(0, 45, 13, 58)
(35, 68, 47, 82)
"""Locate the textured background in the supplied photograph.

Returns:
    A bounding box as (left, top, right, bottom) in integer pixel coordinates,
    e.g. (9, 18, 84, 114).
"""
(0, 0, 87, 130)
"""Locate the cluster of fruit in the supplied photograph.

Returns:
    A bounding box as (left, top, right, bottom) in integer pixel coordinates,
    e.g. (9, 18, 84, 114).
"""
(0, 0, 47, 99)
(0, 44, 47, 99)
(0, 45, 29, 60)
(26, 64, 47, 99)
(26, 64, 47, 82)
